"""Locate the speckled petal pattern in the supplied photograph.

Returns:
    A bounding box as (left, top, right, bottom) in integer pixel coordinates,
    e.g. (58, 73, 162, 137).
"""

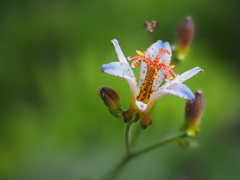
(101, 62, 137, 96)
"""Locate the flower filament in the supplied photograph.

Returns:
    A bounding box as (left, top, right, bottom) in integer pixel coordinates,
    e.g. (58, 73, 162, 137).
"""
(128, 48, 178, 104)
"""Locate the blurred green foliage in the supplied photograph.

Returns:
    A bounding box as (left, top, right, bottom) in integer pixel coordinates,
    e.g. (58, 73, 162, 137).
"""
(0, 0, 240, 180)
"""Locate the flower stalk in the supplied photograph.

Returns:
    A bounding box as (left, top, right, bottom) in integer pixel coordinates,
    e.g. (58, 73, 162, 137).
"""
(101, 131, 187, 180)
(99, 21, 204, 179)
(125, 115, 139, 154)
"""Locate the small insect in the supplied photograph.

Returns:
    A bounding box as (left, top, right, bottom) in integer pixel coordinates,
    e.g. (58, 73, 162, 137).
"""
(145, 21, 158, 33)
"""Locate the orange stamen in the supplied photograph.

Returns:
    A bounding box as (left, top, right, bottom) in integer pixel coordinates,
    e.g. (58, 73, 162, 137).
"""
(129, 48, 178, 104)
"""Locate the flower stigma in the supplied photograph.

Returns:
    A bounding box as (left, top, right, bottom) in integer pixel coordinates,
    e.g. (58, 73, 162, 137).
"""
(128, 48, 178, 104)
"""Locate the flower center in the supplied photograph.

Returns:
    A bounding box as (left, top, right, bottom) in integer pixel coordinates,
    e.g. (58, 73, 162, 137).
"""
(128, 48, 178, 104)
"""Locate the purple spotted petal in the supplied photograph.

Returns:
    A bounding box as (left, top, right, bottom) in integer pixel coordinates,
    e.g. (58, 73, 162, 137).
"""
(162, 83, 195, 101)
(159, 67, 203, 91)
(149, 83, 195, 104)
(160, 52, 172, 64)
(111, 39, 128, 64)
(139, 62, 147, 87)
(101, 62, 137, 96)
(139, 40, 172, 88)
(159, 42, 172, 64)
(172, 67, 203, 84)
(152, 69, 165, 91)
(146, 40, 172, 62)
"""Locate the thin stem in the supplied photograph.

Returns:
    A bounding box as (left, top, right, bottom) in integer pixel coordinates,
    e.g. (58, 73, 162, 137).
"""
(99, 154, 130, 180)
(125, 115, 139, 154)
(133, 133, 187, 157)
(101, 132, 187, 180)
(130, 124, 142, 146)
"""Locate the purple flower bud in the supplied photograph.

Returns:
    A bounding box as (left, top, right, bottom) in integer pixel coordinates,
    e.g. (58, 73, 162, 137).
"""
(176, 17, 195, 60)
(98, 86, 122, 111)
(180, 91, 205, 137)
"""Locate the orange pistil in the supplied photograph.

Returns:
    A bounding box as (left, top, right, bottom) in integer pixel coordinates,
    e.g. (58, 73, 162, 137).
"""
(128, 48, 178, 104)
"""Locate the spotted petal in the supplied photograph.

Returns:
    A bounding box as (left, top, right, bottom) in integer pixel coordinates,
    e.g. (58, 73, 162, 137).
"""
(145, 40, 172, 63)
(149, 83, 195, 105)
(139, 40, 171, 88)
(101, 62, 138, 96)
(111, 39, 128, 64)
(172, 67, 203, 84)
(152, 69, 165, 91)
(139, 62, 147, 87)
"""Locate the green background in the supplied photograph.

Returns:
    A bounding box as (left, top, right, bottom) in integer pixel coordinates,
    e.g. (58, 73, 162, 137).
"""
(0, 0, 240, 179)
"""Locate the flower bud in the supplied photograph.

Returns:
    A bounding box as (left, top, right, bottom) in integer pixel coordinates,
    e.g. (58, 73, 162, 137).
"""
(176, 17, 195, 60)
(98, 86, 122, 111)
(180, 91, 205, 137)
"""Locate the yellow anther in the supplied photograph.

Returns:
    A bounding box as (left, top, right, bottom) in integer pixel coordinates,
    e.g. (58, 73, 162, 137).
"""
(161, 61, 171, 65)
(136, 50, 145, 57)
(135, 63, 141, 67)
(169, 76, 174, 80)
(169, 65, 175, 69)
(154, 69, 158, 79)
(165, 74, 174, 80)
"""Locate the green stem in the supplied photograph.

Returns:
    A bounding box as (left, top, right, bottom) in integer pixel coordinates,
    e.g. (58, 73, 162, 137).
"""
(101, 132, 187, 180)
(100, 154, 133, 180)
(125, 115, 139, 154)
(130, 124, 142, 146)
(133, 133, 187, 157)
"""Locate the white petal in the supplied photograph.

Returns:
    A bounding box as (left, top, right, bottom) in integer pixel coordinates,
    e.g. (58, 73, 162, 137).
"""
(173, 67, 203, 84)
(139, 40, 172, 89)
(152, 69, 165, 91)
(139, 62, 147, 87)
(111, 39, 128, 63)
(160, 52, 172, 64)
(136, 101, 147, 112)
(146, 40, 172, 61)
(159, 41, 172, 64)
(161, 67, 203, 89)
(101, 62, 138, 96)
(149, 83, 195, 104)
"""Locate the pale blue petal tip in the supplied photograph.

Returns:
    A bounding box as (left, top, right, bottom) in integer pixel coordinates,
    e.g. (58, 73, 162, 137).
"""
(111, 39, 117, 44)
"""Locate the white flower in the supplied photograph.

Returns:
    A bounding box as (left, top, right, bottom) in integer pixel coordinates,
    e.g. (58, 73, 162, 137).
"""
(101, 39, 203, 128)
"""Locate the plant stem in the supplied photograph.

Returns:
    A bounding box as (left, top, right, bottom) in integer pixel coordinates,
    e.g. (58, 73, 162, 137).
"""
(130, 124, 142, 146)
(133, 133, 187, 157)
(100, 154, 133, 180)
(125, 115, 139, 154)
(101, 132, 187, 180)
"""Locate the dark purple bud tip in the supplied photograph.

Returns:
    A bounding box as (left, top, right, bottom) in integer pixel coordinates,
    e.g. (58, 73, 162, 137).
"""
(185, 90, 205, 124)
(98, 86, 122, 111)
(177, 17, 195, 49)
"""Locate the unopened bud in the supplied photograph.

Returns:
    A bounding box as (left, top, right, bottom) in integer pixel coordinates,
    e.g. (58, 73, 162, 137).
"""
(180, 91, 205, 137)
(98, 86, 122, 111)
(176, 17, 195, 60)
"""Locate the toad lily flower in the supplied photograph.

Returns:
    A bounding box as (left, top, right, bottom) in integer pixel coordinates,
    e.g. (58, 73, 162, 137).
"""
(101, 39, 203, 129)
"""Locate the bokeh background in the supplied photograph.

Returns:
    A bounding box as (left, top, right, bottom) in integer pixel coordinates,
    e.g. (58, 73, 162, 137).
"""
(1, 0, 240, 180)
